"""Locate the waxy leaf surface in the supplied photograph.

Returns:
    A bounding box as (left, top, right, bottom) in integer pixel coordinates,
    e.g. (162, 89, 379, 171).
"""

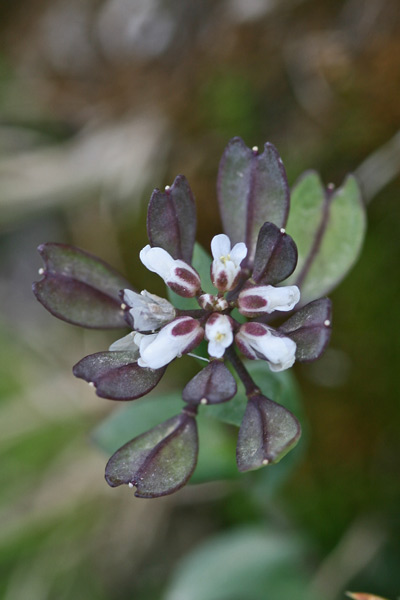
(252, 222, 298, 285)
(182, 361, 237, 405)
(286, 172, 366, 305)
(73, 351, 165, 400)
(236, 394, 301, 471)
(105, 412, 198, 498)
(33, 243, 130, 328)
(279, 298, 332, 362)
(147, 174, 197, 263)
(217, 137, 289, 263)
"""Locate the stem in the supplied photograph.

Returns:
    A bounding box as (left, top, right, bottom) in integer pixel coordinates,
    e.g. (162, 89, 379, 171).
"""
(226, 347, 260, 397)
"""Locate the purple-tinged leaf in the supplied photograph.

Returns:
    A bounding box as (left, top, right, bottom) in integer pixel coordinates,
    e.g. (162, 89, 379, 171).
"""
(279, 298, 332, 362)
(73, 351, 166, 400)
(105, 412, 198, 497)
(217, 138, 289, 264)
(147, 175, 197, 263)
(236, 394, 301, 471)
(252, 222, 298, 285)
(286, 172, 366, 305)
(33, 243, 131, 328)
(182, 361, 237, 405)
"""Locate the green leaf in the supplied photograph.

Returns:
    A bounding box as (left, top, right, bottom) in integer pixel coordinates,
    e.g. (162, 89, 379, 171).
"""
(167, 242, 215, 309)
(165, 527, 314, 600)
(286, 172, 366, 305)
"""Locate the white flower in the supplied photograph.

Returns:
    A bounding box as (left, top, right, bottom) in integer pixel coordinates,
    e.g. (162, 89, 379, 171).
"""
(210, 234, 247, 292)
(122, 289, 176, 332)
(205, 313, 234, 358)
(235, 322, 296, 372)
(238, 285, 300, 317)
(136, 316, 204, 369)
(140, 245, 201, 297)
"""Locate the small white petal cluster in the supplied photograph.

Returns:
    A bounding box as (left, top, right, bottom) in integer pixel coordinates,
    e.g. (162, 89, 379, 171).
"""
(211, 234, 247, 292)
(122, 289, 176, 332)
(205, 313, 234, 358)
(238, 285, 300, 317)
(236, 322, 296, 372)
(110, 233, 301, 373)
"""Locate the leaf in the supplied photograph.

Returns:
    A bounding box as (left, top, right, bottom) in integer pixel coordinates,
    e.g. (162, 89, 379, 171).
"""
(147, 174, 197, 263)
(286, 172, 366, 305)
(105, 411, 198, 498)
(236, 394, 301, 471)
(33, 243, 130, 328)
(167, 242, 215, 309)
(165, 527, 313, 600)
(73, 351, 166, 400)
(93, 392, 239, 484)
(182, 361, 237, 405)
(279, 298, 332, 362)
(205, 361, 301, 428)
(217, 138, 289, 264)
(252, 222, 298, 285)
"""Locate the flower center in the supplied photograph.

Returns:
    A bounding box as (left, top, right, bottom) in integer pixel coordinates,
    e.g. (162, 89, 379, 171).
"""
(220, 254, 231, 265)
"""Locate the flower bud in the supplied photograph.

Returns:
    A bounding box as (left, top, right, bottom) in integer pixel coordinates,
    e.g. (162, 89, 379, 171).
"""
(140, 245, 201, 297)
(238, 284, 300, 317)
(205, 313, 234, 358)
(198, 293, 229, 312)
(136, 316, 204, 369)
(210, 234, 247, 292)
(235, 322, 296, 372)
(122, 289, 176, 332)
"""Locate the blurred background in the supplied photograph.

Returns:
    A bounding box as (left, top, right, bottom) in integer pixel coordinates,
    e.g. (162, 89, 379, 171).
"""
(1, 0, 399, 598)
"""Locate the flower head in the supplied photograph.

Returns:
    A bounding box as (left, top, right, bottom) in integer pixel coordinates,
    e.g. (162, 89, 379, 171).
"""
(205, 313, 234, 358)
(238, 284, 300, 317)
(235, 322, 296, 372)
(140, 245, 201, 297)
(135, 316, 204, 369)
(210, 234, 247, 292)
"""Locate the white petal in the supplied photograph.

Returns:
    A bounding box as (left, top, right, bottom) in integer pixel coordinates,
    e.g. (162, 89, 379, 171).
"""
(211, 234, 231, 260)
(257, 333, 296, 371)
(230, 242, 247, 266)
(109, 332, 139, 353)
(262, 285, 300, 313)
(207, 340, 225, 358)
(122, 289, 142, 307)
(139, 245, 174, 279)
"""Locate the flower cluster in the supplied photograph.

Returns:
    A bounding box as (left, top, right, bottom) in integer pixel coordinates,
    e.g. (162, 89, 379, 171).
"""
(33, 138, 336, 498)
(112, 233, 301, 374)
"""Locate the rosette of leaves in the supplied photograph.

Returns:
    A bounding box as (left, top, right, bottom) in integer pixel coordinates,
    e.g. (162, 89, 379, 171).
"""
(33, 138, 366, 498)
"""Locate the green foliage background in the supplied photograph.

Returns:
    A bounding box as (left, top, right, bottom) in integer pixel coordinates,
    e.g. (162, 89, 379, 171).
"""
(0, 1, 399, 598)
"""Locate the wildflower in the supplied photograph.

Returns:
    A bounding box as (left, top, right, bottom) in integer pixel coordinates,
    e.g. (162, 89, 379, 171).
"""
(205, 313, 234, 358)
(235, 322, 296, 372)
(135, 317, 204, 369)
(33, 137, 347, 498)
(237, 284, 300, 317)
(210, 234, 247, 291)
(139, 245, 201, 297)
